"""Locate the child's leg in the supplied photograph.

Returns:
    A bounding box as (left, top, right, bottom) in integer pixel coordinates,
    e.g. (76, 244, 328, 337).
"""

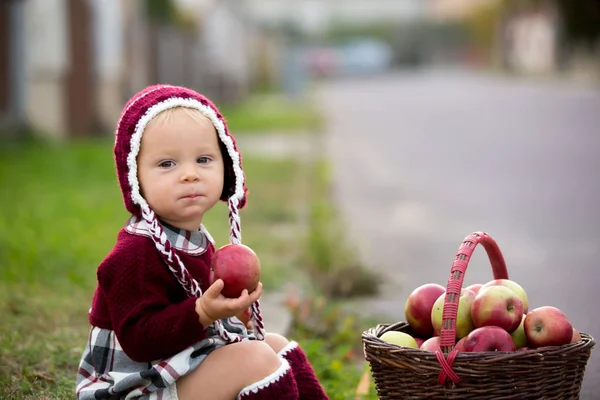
(176, 340, 298, 400)
(264, 332, 290, 353)
(237, 357, 297, 400)
(278, 340, 329, 400)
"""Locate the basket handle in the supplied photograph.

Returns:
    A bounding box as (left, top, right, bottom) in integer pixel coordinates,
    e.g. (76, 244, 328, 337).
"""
(436, 231, 509, 384)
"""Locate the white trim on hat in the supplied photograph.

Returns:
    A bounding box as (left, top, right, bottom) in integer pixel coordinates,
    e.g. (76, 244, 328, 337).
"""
(126, 97, 245, 209)
(114, 85, 175, 145)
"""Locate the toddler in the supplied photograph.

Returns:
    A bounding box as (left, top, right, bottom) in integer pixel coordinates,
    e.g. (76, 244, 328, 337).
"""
(75, 84, 329, 400)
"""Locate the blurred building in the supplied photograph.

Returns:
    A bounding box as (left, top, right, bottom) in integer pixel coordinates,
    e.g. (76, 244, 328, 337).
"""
(0, 0, 281, 139)
(243, 0, 425, 35)
(427, 0, 500, 22)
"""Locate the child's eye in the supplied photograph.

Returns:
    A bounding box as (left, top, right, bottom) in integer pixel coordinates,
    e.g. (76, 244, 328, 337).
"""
(158, 160, 175, 168)
(197, 157, 211, 164)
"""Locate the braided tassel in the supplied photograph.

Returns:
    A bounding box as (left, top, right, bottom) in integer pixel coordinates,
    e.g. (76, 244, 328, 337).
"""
(142, 205, 238, 343)
(229, 197, 242, 245)
(142, 206, 202, 297)
(229, 196, 266, 340)
(251, 300, 266, 340)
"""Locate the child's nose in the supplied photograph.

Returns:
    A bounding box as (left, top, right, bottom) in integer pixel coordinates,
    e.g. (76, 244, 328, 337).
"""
(180, 166, 200, 182)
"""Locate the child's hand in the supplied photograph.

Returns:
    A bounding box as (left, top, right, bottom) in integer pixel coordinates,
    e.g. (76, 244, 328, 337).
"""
(195, 279, 263, 328)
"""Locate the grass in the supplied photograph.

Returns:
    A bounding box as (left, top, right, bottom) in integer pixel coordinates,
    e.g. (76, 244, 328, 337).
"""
(0, 137, 310, 398)
(219, 94, 324, 134)
(303, 160, 381, 299)
(0, 132, 382, 399)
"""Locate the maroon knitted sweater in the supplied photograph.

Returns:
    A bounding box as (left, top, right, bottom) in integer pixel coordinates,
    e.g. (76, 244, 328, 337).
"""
(89, 229, 214, 362)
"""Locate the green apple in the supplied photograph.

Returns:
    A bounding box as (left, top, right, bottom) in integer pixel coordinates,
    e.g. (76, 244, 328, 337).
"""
(511, 314, 528, 349)
(431, 289, 476, 339)
(481, 279, 529, 313)
(380, 331, 418, 348)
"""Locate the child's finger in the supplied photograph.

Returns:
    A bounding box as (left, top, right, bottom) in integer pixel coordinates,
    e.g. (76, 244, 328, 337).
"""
(205, 279, 224, 298)
(249, 283, 263, 302)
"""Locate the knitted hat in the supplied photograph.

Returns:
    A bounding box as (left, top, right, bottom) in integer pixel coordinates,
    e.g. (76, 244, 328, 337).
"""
(114, 84, 264, 342)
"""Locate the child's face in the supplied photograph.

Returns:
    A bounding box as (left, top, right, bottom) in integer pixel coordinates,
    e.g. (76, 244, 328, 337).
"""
(137, 109, 225, 231)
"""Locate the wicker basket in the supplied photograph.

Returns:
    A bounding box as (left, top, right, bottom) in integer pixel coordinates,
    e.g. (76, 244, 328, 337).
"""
(362, 232, 596, 399)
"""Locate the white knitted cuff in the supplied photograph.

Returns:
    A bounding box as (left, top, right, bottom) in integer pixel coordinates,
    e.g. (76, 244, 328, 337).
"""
(237, 358, 291, 399)
(277, 340, 299, 357)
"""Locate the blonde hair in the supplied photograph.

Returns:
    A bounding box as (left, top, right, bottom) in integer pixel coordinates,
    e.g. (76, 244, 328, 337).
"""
(149, 106, 212, 127)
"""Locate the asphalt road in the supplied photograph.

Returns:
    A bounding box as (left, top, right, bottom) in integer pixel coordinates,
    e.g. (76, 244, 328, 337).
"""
(320, 69, 600, 398)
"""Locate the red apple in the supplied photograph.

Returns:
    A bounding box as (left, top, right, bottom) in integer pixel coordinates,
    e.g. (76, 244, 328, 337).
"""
(462, 326, 516, 352)
(471, 285, 523, 333)
(524, 306, 573, 347)
(420, 336, 442, 352)
(465, 283, 484, 295)
(404, 283, 446, 336)
(481, 279, 529, 313)
(571, 328, 582, 343)
(414, 337, 426, 348)
(453, 336, 468, 352)
(431, 289, 476, 339)
(211, 243, 261, 298)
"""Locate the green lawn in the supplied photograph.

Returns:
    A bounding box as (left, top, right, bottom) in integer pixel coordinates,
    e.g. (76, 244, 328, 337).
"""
(0, 130, 376, 400)
(0, 138, 308, 397)
(0, 136, 378, 399)
(219, 94, 324, 134)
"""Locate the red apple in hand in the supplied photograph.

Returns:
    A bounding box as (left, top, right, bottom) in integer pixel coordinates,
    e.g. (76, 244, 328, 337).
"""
(471, 285, 523, 333)
(462, 326, 516, 352)
(211, 244, 261, 298)
(524, 306, 573, 347)
(405, 283, 446, 336)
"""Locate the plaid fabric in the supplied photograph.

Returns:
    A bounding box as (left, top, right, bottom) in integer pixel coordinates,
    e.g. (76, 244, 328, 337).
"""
(124, 215, 214, 256)
(76, 318, 254, 399)
(77, 219, 254, 399)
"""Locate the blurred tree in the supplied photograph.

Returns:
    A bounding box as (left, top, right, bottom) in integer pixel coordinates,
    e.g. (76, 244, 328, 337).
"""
(464, 0, 600, 68)
(556, 0, 600, 48)
(145, 0, 177, 24)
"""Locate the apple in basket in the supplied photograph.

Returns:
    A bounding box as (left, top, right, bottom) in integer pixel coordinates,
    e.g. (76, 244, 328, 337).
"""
(404, 283, 446, 336)
(420, 336, 441, 352)
(211, 244, 261, 298)
(420, 336, 467, 353)
(471, 285, 523, 333)
(453, 336, 468, 352)
(431, 289, 476, 339)
(571, 328, 582, 343)
(524, 306, 573, 347)
(461, 326, 516, 352)
(510, 314, 529, 349)
(481, 279, 530, 313)
(465, 283, 484, 295)
(380, 331, 419, 349)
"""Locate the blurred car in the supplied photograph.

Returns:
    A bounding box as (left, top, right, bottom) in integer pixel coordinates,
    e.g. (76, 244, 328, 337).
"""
(337, 38, 393, 76)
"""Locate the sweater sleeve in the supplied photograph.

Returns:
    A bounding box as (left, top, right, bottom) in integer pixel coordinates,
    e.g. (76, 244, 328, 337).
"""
(98, 237, 209, 362)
